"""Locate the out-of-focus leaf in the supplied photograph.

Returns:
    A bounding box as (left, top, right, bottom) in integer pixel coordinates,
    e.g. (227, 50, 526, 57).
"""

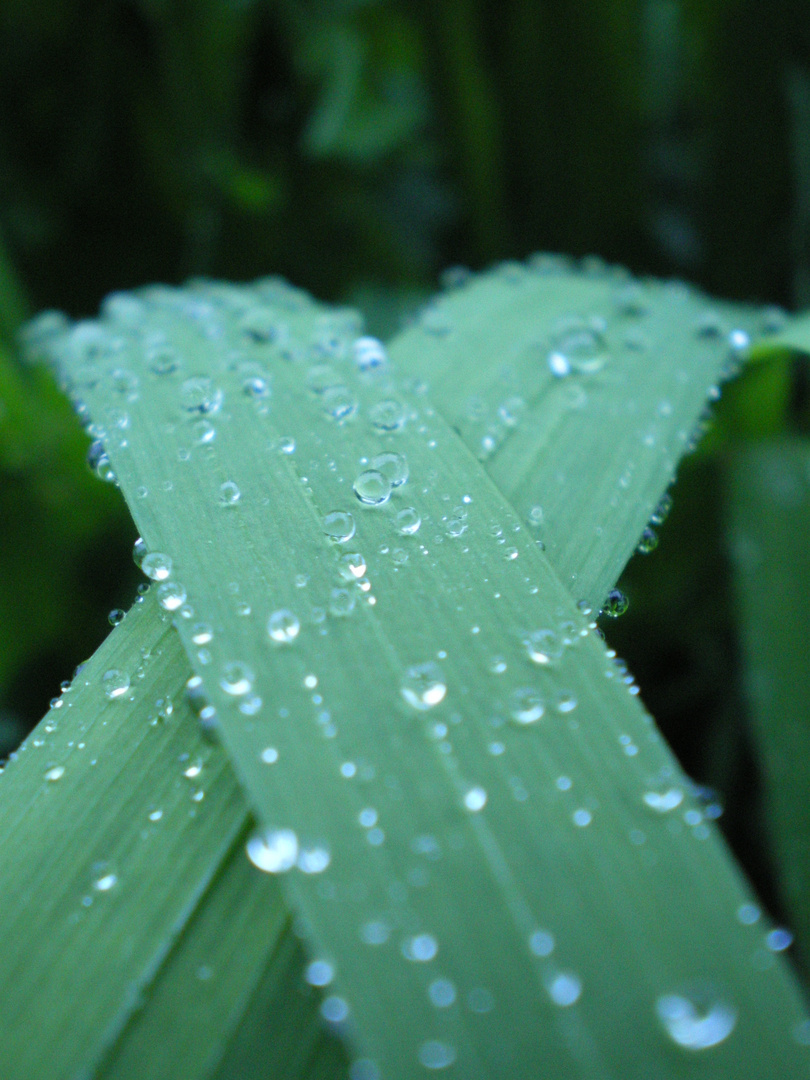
(727, 438, 810, 968)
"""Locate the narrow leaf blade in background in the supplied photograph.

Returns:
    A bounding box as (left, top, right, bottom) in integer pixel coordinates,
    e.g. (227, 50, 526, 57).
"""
(727, 438, 810, 970)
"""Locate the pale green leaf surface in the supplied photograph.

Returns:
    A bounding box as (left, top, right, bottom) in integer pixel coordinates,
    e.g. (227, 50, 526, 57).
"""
(42, 278, 810, 1079)
(727, 439, 810, 968)
(769, 312, 810, 355)
(390, 261, 761, 609)
(0, 590, 252, 1080)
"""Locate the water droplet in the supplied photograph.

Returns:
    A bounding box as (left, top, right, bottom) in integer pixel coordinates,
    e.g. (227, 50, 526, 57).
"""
(45, 765, 65, 782)
(93, 870, 118, 892)
(157, 581, 187, 611)
(146, 344, 180, 376)
(260, 747, 279, 764)
(524, 628, 563, 664)
(766, 928, 794, 952)
(277, 435, 295, 455)
(139, 551, 173, 582)
(637, 527, 659, 554)
(643, 788, 684, 812)
(267, 609, 300, 644)
(353, 469, 392, 506)
(556, 690, 578, 713)
(339, 553, 367, 580)
(361, 919, 390, 945)
(694, 312, 726, 339)
(509, 687, 545, 724)
(353, 336, 387, 370)
(108, 609, 126, 627)
(614, 283, 649, 317)
(218, 480, 241, 506)
(191, 623, 213, 645)
(219, 661, 254, 697)
(239, 306, 283, 343)
(736, 902, 761, 925)
(418, 1040, 456, 1070)
(428, 978, 456, 1007)
(529, 930, 555, 957)
(396, 507, 421, 535)
(572, 808, 592, 827)
(650, 493, 673, 525)
(548, 316, 609, 376)
(180, 376, 223, 415)
(323, 510, 356, 543)
(402, 933, 438, 962)
(446, 516, 467, 538)
(103, 669, 130, 699)
(463, 786, 487, 812)
(323, 385, 358, 421)
(329, 588, 356, 617)
(602, 588, 629, 618)
(243, 376, 269, 398)
(547, 971, 582, 1007)
(192, 419, 216, 445)
(246, 828, 299, 873)
(297, 843, 332, 874)
(369, 399, 406, 432)
(401, 663, 447, 710)
(306, 960, 335, 987)
(655, 990, 737, 1050)
(320, 996, 350, 1024)
(371, 451, 408, 488)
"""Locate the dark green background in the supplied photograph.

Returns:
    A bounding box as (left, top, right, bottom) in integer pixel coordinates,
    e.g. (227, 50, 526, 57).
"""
(1, 0, 808, 961)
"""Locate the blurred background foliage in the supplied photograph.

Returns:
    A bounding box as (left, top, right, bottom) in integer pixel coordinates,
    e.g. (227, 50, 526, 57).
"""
(1, 0, 809, 962)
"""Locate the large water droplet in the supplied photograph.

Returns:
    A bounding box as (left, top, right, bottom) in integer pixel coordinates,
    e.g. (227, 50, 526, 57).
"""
(601, 588, 629, 618)
(643, 788, 684, 812)
(353, 469, 392, 506)
(102, 669, 130, 699)
(157, 581, 187, 611)
(655, 990, 737, 1050)
(246, 828, 299, 873)
(548, 316, 609, 376)
(546, 971, 582, 1007)
(401, 662, 447, 710)
(524, 628, 563, 664)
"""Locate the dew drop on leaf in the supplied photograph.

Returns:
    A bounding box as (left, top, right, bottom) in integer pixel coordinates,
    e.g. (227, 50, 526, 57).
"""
(353, 469, 392, 506)
(400, 663, 447, 710)
(246, 828, 299, 873)
(323, 510, 356, 543)
(655, 990, 736, 1050)
(267, 609, 300, 644)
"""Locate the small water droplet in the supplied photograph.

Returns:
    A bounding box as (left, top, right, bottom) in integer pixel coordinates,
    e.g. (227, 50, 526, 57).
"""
(650, 493, 673, 525)
(602, 588, 629, 618)
(401, 663, 447, 710)
(655, 990, 736, 1050)
(108, 609, 126, 627)
(369, 399, 407, 432)
(306, 959, 335, 987)
(736, 902, 761, 926)
(267, 609, 300, 644)
(463, 786, 487, 812)
(428, 978, 456, 1007)
(219, 480, 241, 506)
(246, 828, 299, 873)
(329, 588, 356, 617)
(339, 553, 367, 580)
(418, 1040, 456, 1070)
(643, 788, 684, 812)
(93, 871, 118, 892)
(396, 507, 421, 535)
(323, 385, 358, 421)
(298, 843, 332, 874)
(323, 510, 356, 543)
(180, 376, 223, 415)
(45, 765, 65, 782)
(509, 687, 545, 724)
(353, 336, 387, 370)
(524, 628, 563, 664)
(766, 928, 794, 952)
(157, 581, 187, 611)
(547, 971, 582, 1007)
(637, 526, 659, 554)
(402, 933, 439, 962)
(243, 376, 270, 398)
(320, 996, 350, 1024)
(191, 623, 213, 645)
(529, 930, 555, 957)
(138, 550, 173, 582)
(220, 662, 254, 697)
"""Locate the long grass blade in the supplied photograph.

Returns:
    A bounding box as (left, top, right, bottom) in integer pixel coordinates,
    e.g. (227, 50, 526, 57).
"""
(38, 276, 810, 1078)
